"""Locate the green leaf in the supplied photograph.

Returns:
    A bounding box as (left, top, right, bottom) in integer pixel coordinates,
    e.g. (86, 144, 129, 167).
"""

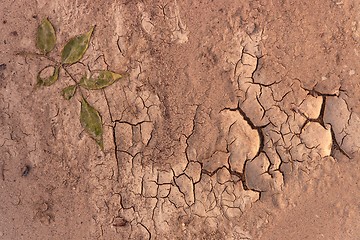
(61, 26, 94, 65)
(79, 70, 124, 90)
(37, 65, 60, 86)
(80, 98, 103, 150)
(62, 85, 77, 100)
(36, 18, 56, 54)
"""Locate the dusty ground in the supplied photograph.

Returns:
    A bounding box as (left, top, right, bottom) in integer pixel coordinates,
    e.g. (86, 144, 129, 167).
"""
(1, 0, 360, 239)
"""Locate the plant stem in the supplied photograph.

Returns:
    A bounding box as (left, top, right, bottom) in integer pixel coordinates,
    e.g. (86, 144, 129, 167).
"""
(62, 65, 85, 97)
(16, 51, 57, 63)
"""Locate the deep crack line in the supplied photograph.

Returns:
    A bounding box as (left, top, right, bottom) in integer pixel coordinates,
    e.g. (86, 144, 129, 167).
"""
(236, 106, 268, 159)
(112, 123, 121, 182)
(329, 124, 351, 159)
(220, 105, 268, 195)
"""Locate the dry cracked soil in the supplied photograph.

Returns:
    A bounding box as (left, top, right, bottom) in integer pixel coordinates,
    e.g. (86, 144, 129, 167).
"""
(1, 0, 360, 239)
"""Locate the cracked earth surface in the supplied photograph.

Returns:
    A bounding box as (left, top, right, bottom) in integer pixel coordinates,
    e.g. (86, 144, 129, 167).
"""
(2, 0, 360, 239)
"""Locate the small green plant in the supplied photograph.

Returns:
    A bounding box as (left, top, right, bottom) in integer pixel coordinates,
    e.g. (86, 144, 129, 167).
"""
(21, 17, 125, 150)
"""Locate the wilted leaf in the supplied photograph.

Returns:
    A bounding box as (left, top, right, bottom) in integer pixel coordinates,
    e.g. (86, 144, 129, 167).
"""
(79, 70, 124, 90)
(36, 18, 56, 54)
(37, 65, 60, 86)
(62, 85, 77, 100)
(80, 98, 103, 150)
(61, 26, 94, 65)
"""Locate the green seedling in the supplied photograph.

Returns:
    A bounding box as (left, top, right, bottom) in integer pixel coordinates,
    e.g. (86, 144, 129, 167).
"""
(36, 18, 56, 54)
(61, 26, 94, 64)
(22, 17, 125, 150)
(80, 97, 104, 151)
